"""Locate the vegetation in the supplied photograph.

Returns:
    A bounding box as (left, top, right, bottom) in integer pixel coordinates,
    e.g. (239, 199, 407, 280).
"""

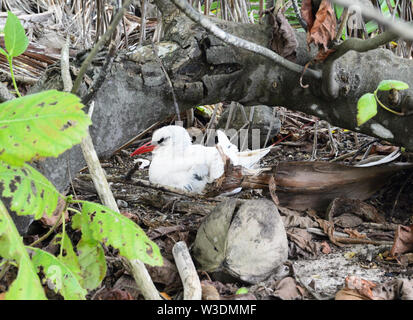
(0, 12, 162, 300)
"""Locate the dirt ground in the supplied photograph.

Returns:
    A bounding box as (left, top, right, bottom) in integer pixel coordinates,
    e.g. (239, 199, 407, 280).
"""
(44, 107, 413, 300)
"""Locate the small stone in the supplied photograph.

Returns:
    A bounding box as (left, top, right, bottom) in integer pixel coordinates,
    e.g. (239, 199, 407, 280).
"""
(116, 199, 128, 208)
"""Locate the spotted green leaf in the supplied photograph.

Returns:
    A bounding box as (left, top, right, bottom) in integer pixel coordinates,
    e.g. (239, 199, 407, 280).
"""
(377, 80, 409, 92)
(53, 231, 106, 291)
(0, 90, 91, 166)
(0, 161, 60, 219)
(72, 201, 163, 266)
(4, 11, 28, 58)
(52, 233, 83, 284)
(0, 200, 46, 300)
(29, 247, 87, 300)
(357, 93, 377, 126)
(76, 238, 106, 290)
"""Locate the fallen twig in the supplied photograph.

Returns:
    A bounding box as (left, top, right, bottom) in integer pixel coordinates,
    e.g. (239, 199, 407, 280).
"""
(172, 241, 202, 300)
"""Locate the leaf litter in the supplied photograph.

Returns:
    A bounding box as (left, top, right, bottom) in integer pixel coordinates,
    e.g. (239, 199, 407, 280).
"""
(55, 106, 413, 300)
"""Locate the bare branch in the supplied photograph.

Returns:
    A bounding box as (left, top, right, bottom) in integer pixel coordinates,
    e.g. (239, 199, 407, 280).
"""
(168, 0, 322, 80)
(331, 30, 398, 60)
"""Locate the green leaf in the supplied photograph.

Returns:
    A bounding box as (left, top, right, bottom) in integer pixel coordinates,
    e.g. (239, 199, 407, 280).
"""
(76, 238, 106, 290)
(365, 21, 379, 34)
(357, 93, 377, 126)
(0, 47, 8, 58)
(5, 255, 47, 300)
(29, 247, 87, 300)
(73, 201, 163, 266)
(71, 210, 107, 290)
(0, 90, 91, 166)
(4, 11, 28, 58)
(52, 233, 83, 284)
(0, 161, 60, 219)
(236, 287, 249, 295)
(377, 80, 409, 91)
(0, 200, 47, 300)
(334, 5, 344, 19)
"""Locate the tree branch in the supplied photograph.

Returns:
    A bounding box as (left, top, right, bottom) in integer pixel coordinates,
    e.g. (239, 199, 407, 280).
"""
(331, 30, 398, 60)
(167, 0, 322, 80)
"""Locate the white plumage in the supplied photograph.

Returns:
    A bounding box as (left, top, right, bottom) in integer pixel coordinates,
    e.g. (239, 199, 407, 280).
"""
(131, 125, 271, 193)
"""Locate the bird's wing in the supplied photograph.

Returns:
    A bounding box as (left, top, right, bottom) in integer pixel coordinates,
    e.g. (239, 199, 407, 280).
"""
(216, 130, 271, 168)
(216, 130, 239, 158)
(234, 147, 271, 168)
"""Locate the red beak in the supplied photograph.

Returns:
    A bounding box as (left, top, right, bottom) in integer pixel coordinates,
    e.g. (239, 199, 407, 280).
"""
(130, 141, 156, 157)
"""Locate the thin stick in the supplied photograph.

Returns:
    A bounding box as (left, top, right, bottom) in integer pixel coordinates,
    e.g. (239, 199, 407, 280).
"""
(61, 37, 73, 92)
(121, 257, 162, 300)
(326, 122, 338, 156)
(310, 120, 318, 161)
(172, 241, 202, 300)
(334, 8, 349, 42)
(62, 26, 160, 299)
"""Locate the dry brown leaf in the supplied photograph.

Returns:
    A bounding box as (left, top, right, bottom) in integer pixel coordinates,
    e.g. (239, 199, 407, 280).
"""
(268, 175, 279, 205)
(306, 0, 337, 51)
(95, 288, 134, 300)
(313, 48, 336, 62)
(371, 144, 399, 155)
(335, 288, 369, 300)
(327, 198, 386, 225)
(390, 225, 413, 257)
(287, 227, 321, 256)
(146, 258, 180, 288)
(40, 197, 68, 227)
(320, 241, 331, 254)
(301, 0, 315, 31)
(338, 278, 413, 300)
(269, 9, 298, 61)
(280, 210, 317, 229)
(272, 277, 306, 300)
(343, 275, 377, 300)
(201, 281, 221, 300)
(120, 210, 139, 224)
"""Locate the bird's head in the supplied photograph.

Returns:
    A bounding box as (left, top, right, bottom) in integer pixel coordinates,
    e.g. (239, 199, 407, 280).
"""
(131, 125, 192, 157)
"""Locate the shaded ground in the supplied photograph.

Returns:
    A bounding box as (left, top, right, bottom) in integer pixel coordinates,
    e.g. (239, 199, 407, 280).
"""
(21, 106, 412, 300)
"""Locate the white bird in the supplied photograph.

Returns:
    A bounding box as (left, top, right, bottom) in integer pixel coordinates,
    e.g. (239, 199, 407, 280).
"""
(130, 125, 272, 193)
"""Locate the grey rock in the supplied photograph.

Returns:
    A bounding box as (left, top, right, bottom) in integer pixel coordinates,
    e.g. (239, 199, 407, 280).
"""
(192, 199, 288, 284)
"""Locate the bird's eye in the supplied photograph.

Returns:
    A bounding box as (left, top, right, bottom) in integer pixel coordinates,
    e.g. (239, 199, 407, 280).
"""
(158, 137, 165, 144)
